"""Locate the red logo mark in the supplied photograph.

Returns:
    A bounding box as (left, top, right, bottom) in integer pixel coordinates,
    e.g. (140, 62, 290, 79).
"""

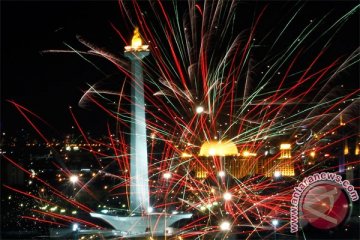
(301, 183, 349, 230)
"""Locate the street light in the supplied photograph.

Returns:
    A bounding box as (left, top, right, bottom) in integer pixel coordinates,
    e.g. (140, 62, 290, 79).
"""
(163, 172, 172, 180)
(72, 223, 79, 231)
(69, 175, 79, 184)
(271, 219, 279, 227)
(274, 171, 281, 178)
(196, 106, 204, 114)
(218, 171, 226, 177)
(219, 221, 231, 231)
(72, 223, 79, 240)
(223, 192, 232, 201)
(271, 219, 279, 240)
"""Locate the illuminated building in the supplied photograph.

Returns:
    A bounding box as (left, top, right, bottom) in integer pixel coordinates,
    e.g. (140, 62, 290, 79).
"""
(196, 140, 238, 179)
(234, 151, 258, 178)
(199, 140, 238, 157)
(345, 138, 359, 183)
(344, 139, 349, 155)
(338, 115, 346, 173)
(340, 114, 346, 126)
(195, 140, 258, 179)
(276, 143, 295, 176)
(264, 143, 294, 177)
(279, 143, 291, 158)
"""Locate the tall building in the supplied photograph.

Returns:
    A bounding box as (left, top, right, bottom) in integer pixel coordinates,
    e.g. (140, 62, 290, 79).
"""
(264, 143, 295, 177)
(339, 114, 347, 173)
(233, 151, 258, 178)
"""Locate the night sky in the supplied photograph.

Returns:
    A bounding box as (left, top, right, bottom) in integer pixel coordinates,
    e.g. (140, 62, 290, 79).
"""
(2, 1, 359, 135)
(2, 1, 124, 134)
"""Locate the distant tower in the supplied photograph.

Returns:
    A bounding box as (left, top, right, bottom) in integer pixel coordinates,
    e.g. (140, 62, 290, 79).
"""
(124, 27, 150, 213)
(340, 114, 346, 126)
(279, 143, 291, 159)
(339, 114, 346, 173)
(344, 139, 349, 155)
(278, 143, 294, 176)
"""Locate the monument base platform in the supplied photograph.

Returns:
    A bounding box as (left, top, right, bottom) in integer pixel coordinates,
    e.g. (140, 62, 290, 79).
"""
(90, 212, 192, 237)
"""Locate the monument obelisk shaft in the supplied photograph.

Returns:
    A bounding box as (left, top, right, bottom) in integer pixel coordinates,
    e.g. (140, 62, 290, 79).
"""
(124, 28, 150, 213)
(90, 29, 192, 236)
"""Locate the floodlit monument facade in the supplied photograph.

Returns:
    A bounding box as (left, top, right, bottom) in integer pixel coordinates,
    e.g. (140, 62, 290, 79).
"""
(125, 27, 150, 213)
(91, 28, 192, 237)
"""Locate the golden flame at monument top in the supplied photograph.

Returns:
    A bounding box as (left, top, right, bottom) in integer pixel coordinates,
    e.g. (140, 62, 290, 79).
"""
(124, 27, 149, 52)
(131, 27, 142, 48)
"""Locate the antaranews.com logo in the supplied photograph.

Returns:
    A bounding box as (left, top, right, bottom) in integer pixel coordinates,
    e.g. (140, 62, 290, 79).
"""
(290, 172, 359, 233)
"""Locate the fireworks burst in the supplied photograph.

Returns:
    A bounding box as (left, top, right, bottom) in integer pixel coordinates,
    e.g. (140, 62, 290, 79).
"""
(3, 1, 359, 240)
